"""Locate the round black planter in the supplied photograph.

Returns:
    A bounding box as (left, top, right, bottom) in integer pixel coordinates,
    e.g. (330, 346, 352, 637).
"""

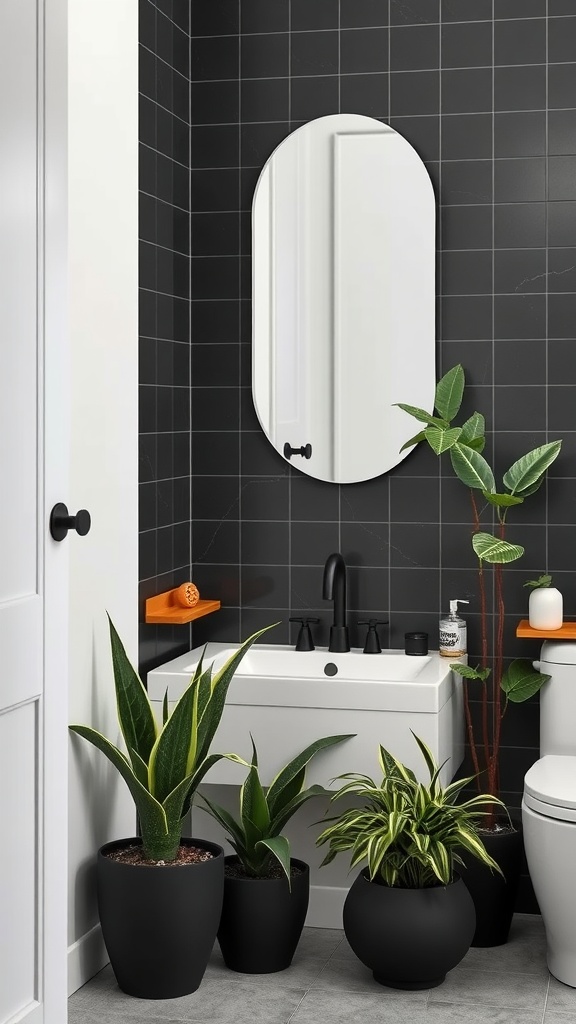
(97, 837, 224, 999)
(217, 857, 310, 973)
(343, 871, 475, 990)
(460, 818, 523, 947)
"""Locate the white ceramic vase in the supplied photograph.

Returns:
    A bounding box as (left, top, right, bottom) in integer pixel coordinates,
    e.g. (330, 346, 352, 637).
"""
(528, 588, 563, 630)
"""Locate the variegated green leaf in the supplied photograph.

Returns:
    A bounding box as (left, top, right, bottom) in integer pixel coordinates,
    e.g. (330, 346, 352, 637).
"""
(481, 491, 524, 508)
(266, 735, 353, 820)
(148, 671, 199, 802)
(503, 441, 562, 495)
(472, 532, 524, 564)
(450, 443, 495, 492)
(399, 430, 426, 453)
(434, 364, 465, 422)
(394, 403, 449, 428)
(424, 425, 462, 455)
(107, 614, 157, 767)
(256, 836, 291, 884)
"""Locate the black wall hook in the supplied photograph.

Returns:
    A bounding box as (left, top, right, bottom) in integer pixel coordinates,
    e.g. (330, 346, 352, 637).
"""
(284, 443, 312, 460)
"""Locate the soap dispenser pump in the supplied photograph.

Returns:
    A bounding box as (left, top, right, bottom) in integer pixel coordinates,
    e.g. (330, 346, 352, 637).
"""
(439, 599, 469, 658)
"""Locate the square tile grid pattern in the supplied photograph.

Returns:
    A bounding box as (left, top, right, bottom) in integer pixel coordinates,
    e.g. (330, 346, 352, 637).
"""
(139, 0, 576, 913)
(69, 915, 575, 1024)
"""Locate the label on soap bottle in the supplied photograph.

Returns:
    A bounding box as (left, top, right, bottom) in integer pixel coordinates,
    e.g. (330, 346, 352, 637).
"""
(439, 622, 467, 657)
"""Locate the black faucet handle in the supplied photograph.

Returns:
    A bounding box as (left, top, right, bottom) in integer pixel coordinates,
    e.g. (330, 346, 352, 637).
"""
(358, 619, 388, 655)
(289, 617, 320, 652)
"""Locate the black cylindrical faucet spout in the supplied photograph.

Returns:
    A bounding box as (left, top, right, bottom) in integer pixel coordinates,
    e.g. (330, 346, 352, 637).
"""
(323, 553, 350, 652)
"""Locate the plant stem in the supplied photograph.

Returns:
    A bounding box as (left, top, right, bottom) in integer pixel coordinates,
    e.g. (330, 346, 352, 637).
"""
(491, 519, 507, 807)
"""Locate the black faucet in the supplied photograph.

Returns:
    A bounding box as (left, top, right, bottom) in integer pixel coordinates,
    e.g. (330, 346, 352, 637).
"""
(323, 552, 350, 653)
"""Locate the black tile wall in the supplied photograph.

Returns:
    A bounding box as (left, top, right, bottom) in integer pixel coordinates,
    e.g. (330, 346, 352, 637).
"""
(139, 1, 576, 913)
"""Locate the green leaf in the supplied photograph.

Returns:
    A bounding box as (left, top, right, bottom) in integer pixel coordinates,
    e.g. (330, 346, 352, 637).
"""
(450, 443, 495, 492)
(269, 784, 328, 836)
(460, 411, 485, 448)
(256, 835, 292, 884)
(266, 734, 354, 821)
(195, 624, 278, 766)
(502, 441, 562, 495)
(399, 430, 426, 454)
(394, 403, 449, 428)
(472, 532, 524, 564)
(241, 762, 270, 836)
(501, 659, 551, 703)
(148, 670, 199, 802)
(424, 425, 462, 455)
(449, 663, 491, 681)
(481, 491, 524, 508)
(162, 689, 169, 727)
(524, 574, 552, 589)
(199, 792, 246, 849)
(107, 614, 157, 767)
(434, 364, 465, 422)
(464, 435, 486, 453)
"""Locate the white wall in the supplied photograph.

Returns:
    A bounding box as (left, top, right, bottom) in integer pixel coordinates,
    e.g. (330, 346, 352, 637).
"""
(66, 0, 138, 993)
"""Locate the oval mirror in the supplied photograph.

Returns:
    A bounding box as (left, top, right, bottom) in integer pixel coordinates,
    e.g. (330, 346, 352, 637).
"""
(252, 113, 436, 484)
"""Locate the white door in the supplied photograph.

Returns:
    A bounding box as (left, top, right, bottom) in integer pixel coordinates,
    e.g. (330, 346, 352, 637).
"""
(0, 1, 68, 1022)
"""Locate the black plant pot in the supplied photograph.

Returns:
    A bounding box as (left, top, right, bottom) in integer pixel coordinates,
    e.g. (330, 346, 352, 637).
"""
(97, 837, 224, 999)
(343, 871, 475, 990)
(460, 818, 523, 947)
(217, 857, 310, 973)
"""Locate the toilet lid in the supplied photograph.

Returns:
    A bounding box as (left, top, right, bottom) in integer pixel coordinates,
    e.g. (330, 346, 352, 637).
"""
(524, 756, 576, 815)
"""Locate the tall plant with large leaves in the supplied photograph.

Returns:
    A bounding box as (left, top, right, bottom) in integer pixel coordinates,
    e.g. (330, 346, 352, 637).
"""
(396, 365, 560, 805)
(70, 618, 276, 861)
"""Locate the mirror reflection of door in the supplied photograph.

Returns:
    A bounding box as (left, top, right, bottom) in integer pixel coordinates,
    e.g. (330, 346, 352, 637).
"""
(252, 114, 436, 485)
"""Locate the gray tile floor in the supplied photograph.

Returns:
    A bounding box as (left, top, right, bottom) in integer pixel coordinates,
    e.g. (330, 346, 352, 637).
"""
(68, 914, 576, 1024)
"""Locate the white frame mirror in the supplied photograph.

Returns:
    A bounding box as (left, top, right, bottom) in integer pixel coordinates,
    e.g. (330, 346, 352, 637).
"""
(252, 113, 436, 484)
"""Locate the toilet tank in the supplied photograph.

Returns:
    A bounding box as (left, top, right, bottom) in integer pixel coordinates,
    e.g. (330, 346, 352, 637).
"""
(538, 641, 576, 756)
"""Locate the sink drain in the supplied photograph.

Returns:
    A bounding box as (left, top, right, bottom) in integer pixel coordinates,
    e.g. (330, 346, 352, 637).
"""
(324, 662, 338, 676)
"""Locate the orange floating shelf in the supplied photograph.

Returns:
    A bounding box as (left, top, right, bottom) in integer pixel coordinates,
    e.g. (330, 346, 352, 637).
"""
(145, 589, 221, 625)
(516, 619, 576, 640)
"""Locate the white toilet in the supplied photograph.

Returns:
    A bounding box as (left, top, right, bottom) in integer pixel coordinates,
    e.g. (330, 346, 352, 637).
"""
(523, 641, 576, 987)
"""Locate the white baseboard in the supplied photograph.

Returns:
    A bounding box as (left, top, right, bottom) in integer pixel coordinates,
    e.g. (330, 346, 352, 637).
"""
(67, 923, 109, 996)
(305, 885, 347, 929)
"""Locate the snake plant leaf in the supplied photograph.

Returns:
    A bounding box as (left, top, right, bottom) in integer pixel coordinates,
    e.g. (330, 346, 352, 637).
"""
(269, 785, 328, 836)
(424, 425, 462, 455)
(472, 532, 524, 563)
(162, 689, 169, 727)
(399, 429, 426, 453)
(459, 411, 485, 450)
(450, 443, 495, 492)
(148, 670, 199, 802)
(195, 624, 278, 765)
(502, 440, 562, 495)
(394, 403, 449, 428)
(481, 491, 524, 508)
(69, 724, 168, 839)
(129, 746, 149, 789)
(107, 614, 158, 768)
(266, 735, 355, 820)
(434, 364, 465, 422)
(241, 762, 271, 836)
(501, 659, 551, 703)
(256, 835, 292, 884)
(198, 792, 246, 849)
(450, 663, 492, 681)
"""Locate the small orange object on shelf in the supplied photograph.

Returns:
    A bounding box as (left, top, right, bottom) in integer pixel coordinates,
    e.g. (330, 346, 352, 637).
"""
(145, 586, 221, 625)
(516, 619, 576, 640)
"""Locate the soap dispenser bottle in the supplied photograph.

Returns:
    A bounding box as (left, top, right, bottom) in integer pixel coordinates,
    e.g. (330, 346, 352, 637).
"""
(439, 599, 469, 658)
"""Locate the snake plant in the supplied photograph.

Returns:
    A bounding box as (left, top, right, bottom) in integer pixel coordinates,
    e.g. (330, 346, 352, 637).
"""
(200, 734, 354, 885)
(69, 617, 276, 862)
(316, 733, 504, 888)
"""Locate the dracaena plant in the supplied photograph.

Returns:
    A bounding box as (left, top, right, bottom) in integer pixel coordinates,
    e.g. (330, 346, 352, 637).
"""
(396, 365, 559, 805)
(200, 734, 353, 885)
(316, 733, 504, 888)
(69, 617, 276, 862)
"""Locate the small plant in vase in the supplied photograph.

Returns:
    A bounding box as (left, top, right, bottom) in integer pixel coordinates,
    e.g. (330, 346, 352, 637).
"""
(396, 364, 561, 945)
(316, 733, 503, 989)
(200, 733, 353, 973)
(525, 574, 564, 631)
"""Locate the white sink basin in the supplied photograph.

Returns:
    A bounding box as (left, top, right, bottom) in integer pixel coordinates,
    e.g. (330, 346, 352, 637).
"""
(147, 643, 464, 786)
